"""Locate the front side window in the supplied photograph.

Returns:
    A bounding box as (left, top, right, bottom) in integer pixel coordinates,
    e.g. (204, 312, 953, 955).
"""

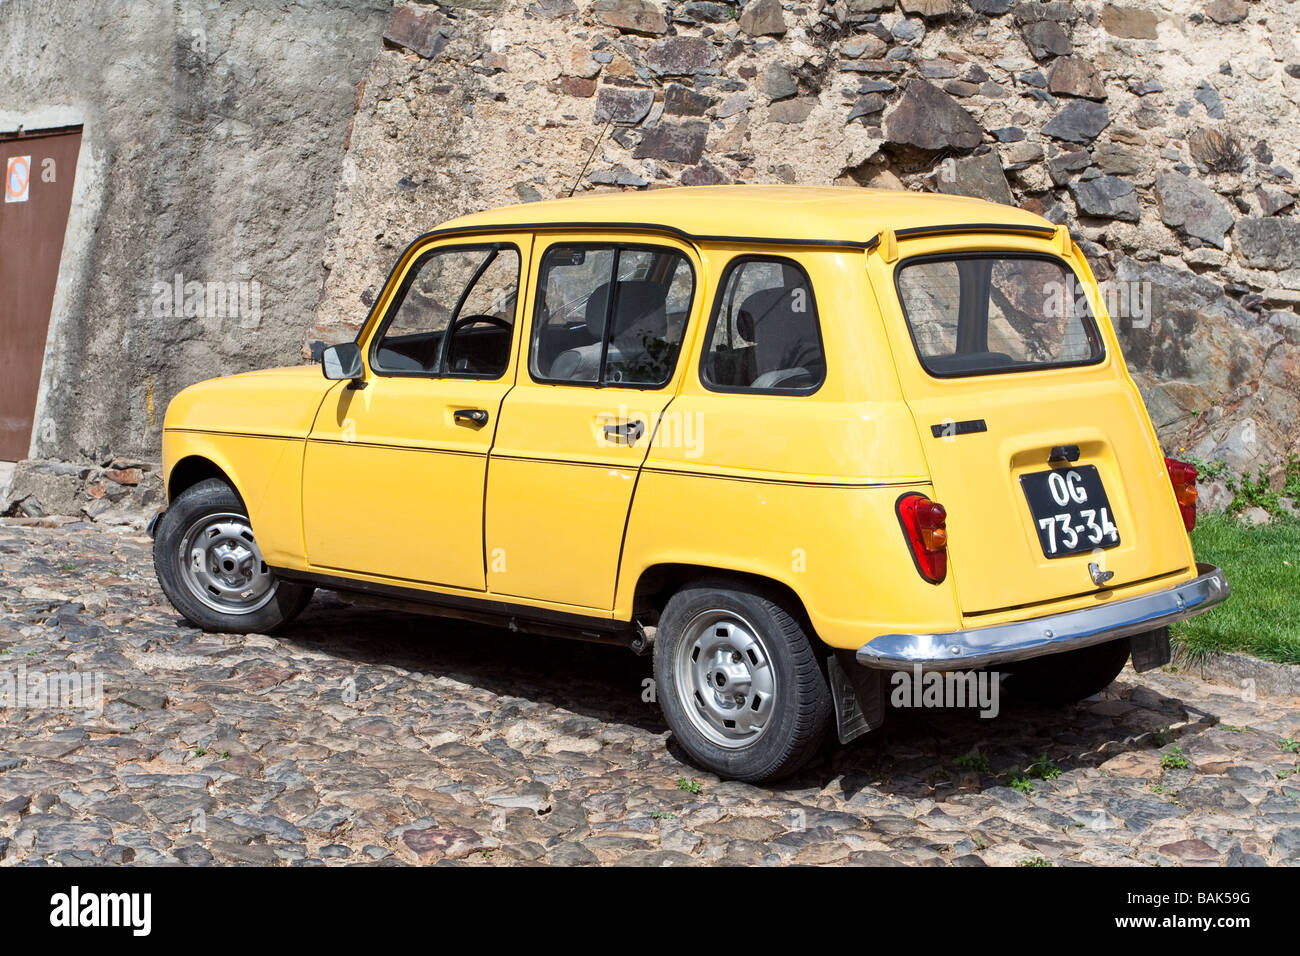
(530, 244, 693, 388)
(372, 244, 519, 378)
(895, 254, 1104, 377)
(701, 257, 826, 393)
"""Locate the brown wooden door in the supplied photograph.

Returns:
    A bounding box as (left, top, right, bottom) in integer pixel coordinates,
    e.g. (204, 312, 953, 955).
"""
(0, 127, 82, 460)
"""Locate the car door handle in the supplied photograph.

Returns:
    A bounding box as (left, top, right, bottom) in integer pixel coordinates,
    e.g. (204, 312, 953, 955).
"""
(603, 420, 645, 445)
(454, 408, 489, 427)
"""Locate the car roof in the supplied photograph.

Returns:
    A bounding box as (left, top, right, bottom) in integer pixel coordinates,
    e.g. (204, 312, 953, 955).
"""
(434, 185, 1054, 247)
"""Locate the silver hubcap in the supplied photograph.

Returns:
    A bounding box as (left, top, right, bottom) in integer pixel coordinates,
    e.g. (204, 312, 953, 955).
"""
(674, 610, 777, 749)
(177, 512, 276, 615)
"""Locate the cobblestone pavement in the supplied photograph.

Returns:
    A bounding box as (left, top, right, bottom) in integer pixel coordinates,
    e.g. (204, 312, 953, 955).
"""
(1, 519, 1298, 867)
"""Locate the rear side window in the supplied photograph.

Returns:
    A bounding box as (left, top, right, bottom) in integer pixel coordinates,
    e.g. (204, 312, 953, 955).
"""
(895, 254, 1104, 377)
(701, 257, 825, 394)
(529, 244, 693, 388)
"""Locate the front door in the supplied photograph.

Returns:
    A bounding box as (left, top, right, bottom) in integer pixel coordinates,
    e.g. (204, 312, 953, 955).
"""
(303, 234, 531, 590)
(485, 236, 699, 609)
(0, 127, 82, 460)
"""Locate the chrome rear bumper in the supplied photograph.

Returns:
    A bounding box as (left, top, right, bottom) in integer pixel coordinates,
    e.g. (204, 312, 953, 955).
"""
(856, 563, 1228, 672)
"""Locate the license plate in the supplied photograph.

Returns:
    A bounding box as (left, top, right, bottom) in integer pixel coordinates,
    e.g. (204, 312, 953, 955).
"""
(1020, 466, 1121, 558)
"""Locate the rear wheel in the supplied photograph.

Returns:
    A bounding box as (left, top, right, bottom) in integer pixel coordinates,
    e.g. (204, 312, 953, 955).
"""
(654, 580, 831, 783)
(1011, 637, 1132, 706)
(153, 478, 313, 633)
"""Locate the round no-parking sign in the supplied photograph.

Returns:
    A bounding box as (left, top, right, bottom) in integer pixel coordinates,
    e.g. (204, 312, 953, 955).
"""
(5, 155, 31, 203)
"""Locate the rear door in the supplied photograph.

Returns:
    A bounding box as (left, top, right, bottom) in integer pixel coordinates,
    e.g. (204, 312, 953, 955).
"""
(869, 237, 1190, 615)
(484, 235, 699, 609)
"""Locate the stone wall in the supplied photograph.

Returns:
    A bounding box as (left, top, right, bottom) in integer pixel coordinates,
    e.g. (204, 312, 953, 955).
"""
(313, 0, 1300, 482)
(2, 456, 163, 529)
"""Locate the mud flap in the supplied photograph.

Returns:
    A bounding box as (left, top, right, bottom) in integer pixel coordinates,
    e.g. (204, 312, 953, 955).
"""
(1130, 625, 1171, 673)
(827, 652, 886, 744)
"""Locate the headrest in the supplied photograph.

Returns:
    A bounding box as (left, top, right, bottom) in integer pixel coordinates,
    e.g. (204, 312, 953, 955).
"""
(586, 280, 670, 341)
(737, 287, 796, 341)
(584, 282, 613, 338)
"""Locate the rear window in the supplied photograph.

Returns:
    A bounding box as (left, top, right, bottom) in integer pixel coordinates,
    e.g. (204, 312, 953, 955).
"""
(895, 254, 1104, 377)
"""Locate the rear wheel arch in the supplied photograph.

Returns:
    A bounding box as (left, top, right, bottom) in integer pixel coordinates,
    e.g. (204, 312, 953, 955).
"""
(631, 563, 820, 641)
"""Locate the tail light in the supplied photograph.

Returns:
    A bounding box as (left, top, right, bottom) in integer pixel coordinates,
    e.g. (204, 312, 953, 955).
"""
(1164, 457, 1198, 532)
(897, 493, 948, 583)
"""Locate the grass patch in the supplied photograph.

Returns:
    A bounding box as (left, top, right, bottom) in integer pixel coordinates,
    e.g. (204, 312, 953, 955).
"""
(1160, 745, 1190, 771)
(1170, 512, 1300, 664)
(1189, 453, 1300, 516)
(953, 751, 990, 773)
(675, 777, 702, 795)
(1028, 753, 1062, 781)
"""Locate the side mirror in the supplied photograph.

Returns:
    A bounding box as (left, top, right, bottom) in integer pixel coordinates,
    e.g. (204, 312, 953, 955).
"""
(321, 343, 365, 386)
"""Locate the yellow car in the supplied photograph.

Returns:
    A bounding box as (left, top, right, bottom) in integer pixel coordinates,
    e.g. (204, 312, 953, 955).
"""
(152, 186, 1228, 782)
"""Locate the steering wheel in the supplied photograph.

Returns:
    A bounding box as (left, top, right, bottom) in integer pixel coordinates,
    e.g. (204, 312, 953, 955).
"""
(445, 314, 512, 371)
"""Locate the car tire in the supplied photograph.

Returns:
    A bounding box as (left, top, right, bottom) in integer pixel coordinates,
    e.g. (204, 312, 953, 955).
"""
(654, 579, 831, 783)
(153, 478, 314, 633)
(1010, 636, 1132, 706)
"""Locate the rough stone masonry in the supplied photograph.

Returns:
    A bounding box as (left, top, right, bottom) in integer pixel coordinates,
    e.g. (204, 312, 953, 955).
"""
(2, 0, 1299, 515)
(313, 0, 1300, 488)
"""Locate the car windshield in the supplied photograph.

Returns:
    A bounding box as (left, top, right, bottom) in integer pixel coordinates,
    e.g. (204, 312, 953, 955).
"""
(894, 254, 1104, 377)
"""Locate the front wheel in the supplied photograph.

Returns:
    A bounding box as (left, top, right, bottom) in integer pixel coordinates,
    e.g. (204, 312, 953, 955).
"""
(153, 478, 314, 633)
(653, 580, 831, 783)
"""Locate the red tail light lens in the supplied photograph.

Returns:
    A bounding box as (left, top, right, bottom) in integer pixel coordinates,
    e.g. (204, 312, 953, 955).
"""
(1164, 457, 1198, 532)
(897, 493, 948, 584)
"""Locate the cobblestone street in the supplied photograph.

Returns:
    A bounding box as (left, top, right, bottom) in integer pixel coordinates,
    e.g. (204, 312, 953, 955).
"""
(1, 519, 1297, 867)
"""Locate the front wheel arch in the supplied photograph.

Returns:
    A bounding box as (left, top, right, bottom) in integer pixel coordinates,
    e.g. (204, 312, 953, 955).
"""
(153, 477, 313, 633)
(167, 455, 241, 506)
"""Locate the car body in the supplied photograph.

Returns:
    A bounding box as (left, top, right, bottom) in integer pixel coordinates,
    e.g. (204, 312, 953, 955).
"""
(153, 185, 1228, 781)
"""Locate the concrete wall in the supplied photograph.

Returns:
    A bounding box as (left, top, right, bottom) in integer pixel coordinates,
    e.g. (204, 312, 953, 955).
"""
(0, 0, 389, 460)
